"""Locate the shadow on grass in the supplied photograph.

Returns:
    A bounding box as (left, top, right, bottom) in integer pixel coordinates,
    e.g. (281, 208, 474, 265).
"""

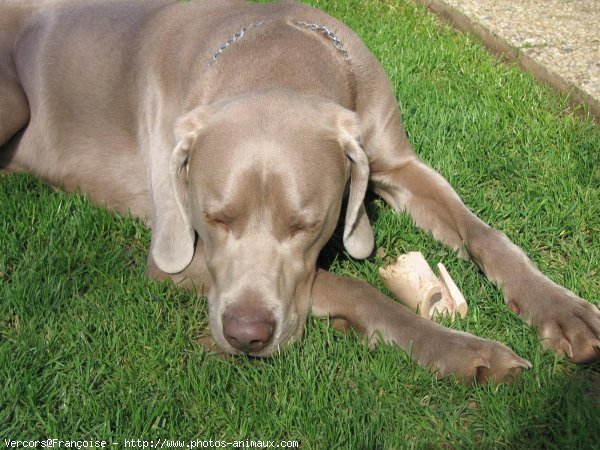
(510, 364, 600, 448)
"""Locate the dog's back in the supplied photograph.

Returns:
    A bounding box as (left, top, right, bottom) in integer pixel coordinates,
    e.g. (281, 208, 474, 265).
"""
(0, 0, 182, 217)
(0, 0, 365, 217)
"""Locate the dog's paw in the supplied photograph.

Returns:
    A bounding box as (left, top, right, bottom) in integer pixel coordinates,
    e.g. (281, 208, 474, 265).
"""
(416, 331, 531, 385)
(515, 290, 600, 363)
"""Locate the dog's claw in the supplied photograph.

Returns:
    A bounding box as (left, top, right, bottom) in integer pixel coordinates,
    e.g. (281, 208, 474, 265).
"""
(530, 293, 600, 363)
(560, 339, 574, 359)
(418, 330, 531, 385)
(474, 357, 491, 369)
(512, 357, 533, 370)
(513, 282, 600, 364)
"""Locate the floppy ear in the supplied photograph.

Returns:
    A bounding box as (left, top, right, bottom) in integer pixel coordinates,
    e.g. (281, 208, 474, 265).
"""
(334, 108, 374, 259)
(150, 105, 214, 273)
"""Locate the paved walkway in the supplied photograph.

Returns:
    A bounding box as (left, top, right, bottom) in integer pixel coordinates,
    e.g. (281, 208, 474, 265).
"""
(416, 0, 600, 119)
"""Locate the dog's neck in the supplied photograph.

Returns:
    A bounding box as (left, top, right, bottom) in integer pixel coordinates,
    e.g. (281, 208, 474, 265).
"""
(209, 22, 267, 68)
(195, 19, 356, 110)
(292, 20, 350, 61)
(208, 19, 352, 69)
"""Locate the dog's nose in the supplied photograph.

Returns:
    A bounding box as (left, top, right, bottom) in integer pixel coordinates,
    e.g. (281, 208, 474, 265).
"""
(222, 306, 275, 354)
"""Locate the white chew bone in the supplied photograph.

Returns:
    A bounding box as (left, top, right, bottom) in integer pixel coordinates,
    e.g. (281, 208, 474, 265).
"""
(437, 262, 468, 318)
(379, 252, 447, 319)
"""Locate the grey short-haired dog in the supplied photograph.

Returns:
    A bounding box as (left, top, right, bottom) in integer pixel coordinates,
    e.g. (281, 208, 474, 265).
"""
(1, 0, 598, 383)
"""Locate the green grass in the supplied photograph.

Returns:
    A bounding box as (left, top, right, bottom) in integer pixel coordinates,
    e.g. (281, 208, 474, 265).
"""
(2, 0, 599, 448)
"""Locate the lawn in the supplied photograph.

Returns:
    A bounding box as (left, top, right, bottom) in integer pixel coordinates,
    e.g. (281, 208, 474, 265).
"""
(1, 0, 599, 448)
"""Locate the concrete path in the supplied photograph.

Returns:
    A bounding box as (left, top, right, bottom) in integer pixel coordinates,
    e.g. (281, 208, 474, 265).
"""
(416, 0, 600, 119)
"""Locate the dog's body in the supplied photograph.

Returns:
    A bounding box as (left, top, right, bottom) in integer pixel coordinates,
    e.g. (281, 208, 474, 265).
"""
(1, 0, 598, 383)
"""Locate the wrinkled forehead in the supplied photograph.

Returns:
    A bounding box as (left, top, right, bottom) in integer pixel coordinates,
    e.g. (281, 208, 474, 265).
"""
(188, 100, 349, 214)
(191, 136, 346, 217)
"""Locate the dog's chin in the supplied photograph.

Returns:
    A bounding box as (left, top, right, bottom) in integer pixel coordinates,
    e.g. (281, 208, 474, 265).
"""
(211, 335, 296, 358)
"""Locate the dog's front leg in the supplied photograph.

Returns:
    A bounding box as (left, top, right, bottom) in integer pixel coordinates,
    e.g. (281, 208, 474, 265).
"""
(311, 270, 531, 384)
(371, 159, 600, 363)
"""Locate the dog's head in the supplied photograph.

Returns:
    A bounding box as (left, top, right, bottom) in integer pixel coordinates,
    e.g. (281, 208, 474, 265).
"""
(152, 91, 373, 355)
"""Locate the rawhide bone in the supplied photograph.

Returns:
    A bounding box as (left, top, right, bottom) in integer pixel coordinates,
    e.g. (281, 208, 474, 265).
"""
(379, 252, 467, 320)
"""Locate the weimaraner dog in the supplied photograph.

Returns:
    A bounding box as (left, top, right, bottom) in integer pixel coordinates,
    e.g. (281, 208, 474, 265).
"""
(1, 0, 598, 383)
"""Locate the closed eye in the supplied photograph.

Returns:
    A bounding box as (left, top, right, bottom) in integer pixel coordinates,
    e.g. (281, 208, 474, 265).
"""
(204, 211, 233, 231)
(289, 219, 321, 237)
